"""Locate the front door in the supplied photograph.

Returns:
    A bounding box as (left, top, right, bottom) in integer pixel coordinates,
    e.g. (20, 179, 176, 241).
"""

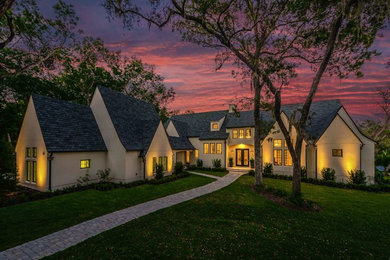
(236, 149, 249, 167)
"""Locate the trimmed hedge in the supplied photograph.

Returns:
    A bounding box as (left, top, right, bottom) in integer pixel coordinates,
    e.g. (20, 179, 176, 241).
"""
(0, 172, 191, 208)
(258, 172, 390, 192)
(186, 166, 228, 172)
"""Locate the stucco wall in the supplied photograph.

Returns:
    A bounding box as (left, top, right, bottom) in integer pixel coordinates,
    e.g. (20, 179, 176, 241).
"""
(166, 121, 179, 137)
(189, 137, 226, 167)
(90, 88, 126, 180)
(316, 115, 362, 183)
(125, 151, 144, 181)
(51, 152, 107, 190)
(15, 97, 48, 191)
(145, 122, 173, 178)
(226, 127, 254, 146)
(337, 108, 375, 183)
(227, 144, 254, 167)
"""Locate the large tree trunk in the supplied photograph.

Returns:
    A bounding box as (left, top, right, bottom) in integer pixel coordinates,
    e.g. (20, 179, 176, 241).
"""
(253, 73, 263, 186)
(292, 136, 303, 195)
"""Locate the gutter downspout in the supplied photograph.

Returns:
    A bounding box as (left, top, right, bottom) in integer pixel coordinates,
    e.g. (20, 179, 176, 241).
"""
(360, 144, 364, 171)
(224, 139, 227, 168)
(142, 156, 146, 180)
(47, 153, 54, 191)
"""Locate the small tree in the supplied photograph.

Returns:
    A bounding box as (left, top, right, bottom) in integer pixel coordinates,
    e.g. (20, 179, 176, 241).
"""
(155, 164, 164, 180)
(348, 170, 366, 185)
(321, 168, 336, 182)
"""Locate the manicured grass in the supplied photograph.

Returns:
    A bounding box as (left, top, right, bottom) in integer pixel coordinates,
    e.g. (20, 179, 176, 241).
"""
(49, 175, 390, 259)
(191, 170, 228, 177)
(0, 174, 213, 251)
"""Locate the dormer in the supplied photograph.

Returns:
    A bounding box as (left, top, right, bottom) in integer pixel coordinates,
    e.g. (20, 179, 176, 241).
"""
(210, 121, 220, 131)
(210, 116, 225, 131)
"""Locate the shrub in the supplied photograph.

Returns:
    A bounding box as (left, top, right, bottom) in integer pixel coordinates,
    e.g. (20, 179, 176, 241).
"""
(375, 170, 383, 184)
(248, 170, 255, 176)
(77, 172, 91, 184)
(196, 159, 203, 167)
(321, 168, 336, 181)
(263, 163, 273, 176)
(300, 166, 307, 179)
(96, 168, 112, 183)
(212, 159, 222, 168)
(174, 162, 184, 174)
(155, 164, 164, 180)
(0, 172, 18, 191)
(348, 170, 366, 185)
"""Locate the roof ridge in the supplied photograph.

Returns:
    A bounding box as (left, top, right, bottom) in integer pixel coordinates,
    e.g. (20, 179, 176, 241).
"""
(31, 93, 91, 109)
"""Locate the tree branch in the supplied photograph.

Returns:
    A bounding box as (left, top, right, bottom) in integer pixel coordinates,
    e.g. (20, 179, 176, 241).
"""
(0, 13, 15, 49)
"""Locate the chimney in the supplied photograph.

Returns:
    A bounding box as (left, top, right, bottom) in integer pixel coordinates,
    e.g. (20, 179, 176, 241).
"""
(229, 104, 236, 113)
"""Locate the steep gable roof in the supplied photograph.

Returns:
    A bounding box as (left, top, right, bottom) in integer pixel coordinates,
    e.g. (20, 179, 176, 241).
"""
(168, 99, 344, 142)
(165, 119, 195, 150)
(32, 94, 107, 152)
(97, 86, 160, 153)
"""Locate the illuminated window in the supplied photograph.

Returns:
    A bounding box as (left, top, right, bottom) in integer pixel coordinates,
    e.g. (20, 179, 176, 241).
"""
(186, 151, 190, 163)
(332, 149, 343, 157)
(80, 159, 90, 169)
(158, 156, 162, 166)
(246, 129, 251, 138)
(26, 147, 31, 157)
(273, 150, 282, 166)
(203, 143, 209, 154)
(239, 129, 244, 138)
(284, 150, 293, 166)
(273, 139, 282, 147)
(216, 143, 222, 154)
(25, 147, 37, 183)
(210, 143, 215, 154)
(195, 149, 199, 158)
(212, 123, 218, 129)
(163, 156, 168, 171)
(153, 157, 157, 173)
(232, 130, 238, 139)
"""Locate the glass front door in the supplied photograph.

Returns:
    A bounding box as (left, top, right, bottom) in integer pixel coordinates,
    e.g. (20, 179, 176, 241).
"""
(236, 149, 249, 167)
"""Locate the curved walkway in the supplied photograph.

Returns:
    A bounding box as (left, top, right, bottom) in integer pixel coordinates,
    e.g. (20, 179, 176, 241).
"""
(0, 171, 245, 260)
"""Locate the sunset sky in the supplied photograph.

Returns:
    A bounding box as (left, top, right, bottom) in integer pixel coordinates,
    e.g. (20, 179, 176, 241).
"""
(41, 0, 390, 121)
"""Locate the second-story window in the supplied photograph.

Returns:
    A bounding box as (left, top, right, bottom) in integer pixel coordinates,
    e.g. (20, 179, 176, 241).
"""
(246, 129, 251, 138)
(239, 129, 244, 138)
(212, 123, 218, 129)
(232, 130, 238, 139)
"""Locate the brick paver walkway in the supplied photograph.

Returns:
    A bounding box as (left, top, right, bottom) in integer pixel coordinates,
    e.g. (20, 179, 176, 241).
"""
(0, 171, 244, 260)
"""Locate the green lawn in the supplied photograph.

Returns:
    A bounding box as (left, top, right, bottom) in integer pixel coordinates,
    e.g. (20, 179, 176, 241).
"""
(48, 175, 390, 259)
(0, 174, 213, 251)
(191, 170, 228, 177)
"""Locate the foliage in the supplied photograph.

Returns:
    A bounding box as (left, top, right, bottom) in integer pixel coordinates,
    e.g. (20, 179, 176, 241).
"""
(375, 170, 383, 184)
(263, 163, 273, 175)
(174, 162, 184, 175)
(321, 168, 336, 182)
(212, 159, 222, 168)
(248, 170, 255, 176)
(196, 159, 203, 167)
(0, 138, 17, 190)
(155, 164, 164, 180)
(96, 168, 112, 183)
(77, 172, 91, 185)
(228, 157, 233, 166)
(348, 170, 366, 185)
(148, 171, 190, 185)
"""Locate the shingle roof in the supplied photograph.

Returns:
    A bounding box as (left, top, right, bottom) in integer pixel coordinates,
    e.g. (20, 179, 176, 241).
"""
(168, 100, 343, 142)
(97, 86, 160, 154)
(32, 94, 107, 153)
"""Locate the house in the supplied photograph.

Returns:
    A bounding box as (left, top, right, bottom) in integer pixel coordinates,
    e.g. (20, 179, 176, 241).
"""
(165, 100, 376, 183)
(15, 86, 173, 191)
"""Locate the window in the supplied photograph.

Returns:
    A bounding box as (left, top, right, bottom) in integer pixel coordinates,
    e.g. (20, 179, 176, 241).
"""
(239, 129, 244, 138)
(186, 151, 190, 163)
(216, 143, 222, 154)
(210, 143, 215, 154)
(212, 123, 218, 129)
(80, 159, 90, 169)
(26, 147, 31, 158)
(158, 156, 162, 166)
(163, 156, 168, 171)
(273, 149, 282, 166)
(25, 147, 37, 183)
(332, 149, 343, 157)
(245, 129, 251, 138)
(273, 139, 282, 147)
(195, 149, 199, 158)
(232, 130, 238, 139)
(284, 150, 293, 166)
(203, 143, 209, 154)
(153, 157, 157, 173)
